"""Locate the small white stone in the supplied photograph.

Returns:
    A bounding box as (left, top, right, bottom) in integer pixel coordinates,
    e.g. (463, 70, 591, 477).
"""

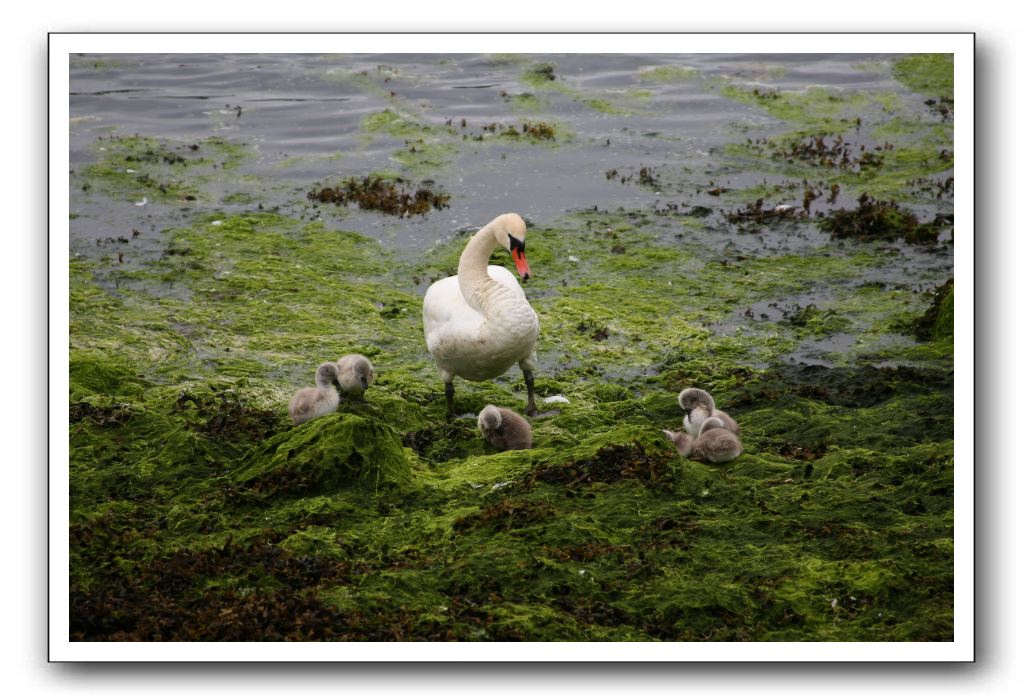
(543, 395, 570, 404)
(210, 220, 223, 226)
(134, 197, 147, 206)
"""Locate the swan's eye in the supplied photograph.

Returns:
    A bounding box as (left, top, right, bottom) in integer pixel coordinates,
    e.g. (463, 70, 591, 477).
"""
(508, 234, 526, 253)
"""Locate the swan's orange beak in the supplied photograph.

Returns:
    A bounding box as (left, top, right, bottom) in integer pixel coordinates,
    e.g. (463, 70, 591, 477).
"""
(512, 248, 531, 281)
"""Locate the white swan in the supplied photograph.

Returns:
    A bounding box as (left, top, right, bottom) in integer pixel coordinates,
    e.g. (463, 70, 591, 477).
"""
(423, 213, 540, 417)
(288, 362, 341, 425)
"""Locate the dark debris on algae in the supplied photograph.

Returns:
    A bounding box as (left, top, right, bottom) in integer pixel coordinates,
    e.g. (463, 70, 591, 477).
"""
(818, 194, 953, 245)
(308, 176, 451, 217)
(68, 57, 955, 642)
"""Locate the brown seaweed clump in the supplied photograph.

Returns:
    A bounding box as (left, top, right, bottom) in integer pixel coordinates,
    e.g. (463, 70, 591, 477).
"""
(521, 121, 555, 140)
(817, 194, 952, 244)
(308, 176, 450, 217)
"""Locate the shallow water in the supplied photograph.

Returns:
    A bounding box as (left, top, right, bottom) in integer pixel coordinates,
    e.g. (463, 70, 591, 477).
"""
(69, 53, 947, 241)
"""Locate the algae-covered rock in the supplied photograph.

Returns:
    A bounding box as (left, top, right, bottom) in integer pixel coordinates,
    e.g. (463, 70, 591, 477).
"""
(232, 415, 414, 496)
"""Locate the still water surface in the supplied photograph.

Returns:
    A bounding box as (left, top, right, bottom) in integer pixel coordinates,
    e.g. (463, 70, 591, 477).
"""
(69, 53, 941, 246)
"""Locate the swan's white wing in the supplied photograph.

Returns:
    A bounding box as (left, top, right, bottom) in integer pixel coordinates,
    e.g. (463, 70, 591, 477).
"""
(423, 266, 522, 340)
(423, 274, 484, 358)
(485, 265, 527, 297)
(423, 266, 537, 381)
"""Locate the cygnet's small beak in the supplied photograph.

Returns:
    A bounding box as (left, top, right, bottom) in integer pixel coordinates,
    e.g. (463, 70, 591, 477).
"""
(512, 248, 531, 281)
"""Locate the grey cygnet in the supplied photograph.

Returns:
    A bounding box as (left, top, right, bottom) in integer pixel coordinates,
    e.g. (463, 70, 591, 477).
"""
(289, 362, 342, 424)
(678, 387, 739, 437)
(477, 405, 533, 451)
(663, 416, 743, 463)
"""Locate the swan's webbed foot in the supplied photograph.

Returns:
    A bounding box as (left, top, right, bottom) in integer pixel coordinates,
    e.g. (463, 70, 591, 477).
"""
(523, 369, 537, 417)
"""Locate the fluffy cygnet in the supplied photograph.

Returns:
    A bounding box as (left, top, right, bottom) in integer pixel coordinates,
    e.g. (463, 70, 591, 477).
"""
(477, 404, 533, 451)
(663, 416, 743, 463)
(336, 353, 375, 398)
(678, 387, 739, 437)
(288, 362, 342, 425)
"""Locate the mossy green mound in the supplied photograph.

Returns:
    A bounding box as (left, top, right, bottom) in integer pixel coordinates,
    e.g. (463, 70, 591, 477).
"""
(233, 415, 415, 496)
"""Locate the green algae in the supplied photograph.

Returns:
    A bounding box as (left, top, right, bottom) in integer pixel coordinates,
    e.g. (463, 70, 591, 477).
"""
(78, 134, 250, 203)
(504, 92, 546, 112)
(719, 84, 869, 129)
(362, 108, 426, 139)
(322, 65, 412, 100)
(518, 60, 637, 116)
(715, 72, 953, 204)
(637, 65, 699, 83)
(892, 54, 954, 100)
(522, 62, 559, 89)
(69, 106, 954, 643)
(359, 108, 571, 177)
(359, 109, 460, 176)
(232, 415, 415, 496)
(484, 54, 530, 67)
(910, 278, 954, 341)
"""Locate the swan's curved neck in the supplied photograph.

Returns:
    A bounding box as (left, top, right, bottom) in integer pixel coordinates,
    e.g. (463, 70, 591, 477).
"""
(458, 225, 504, 311)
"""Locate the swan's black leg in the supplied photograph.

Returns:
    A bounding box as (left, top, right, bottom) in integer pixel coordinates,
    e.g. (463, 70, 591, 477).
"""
(445, 381, 455, 419)
(523, 369, 537, 417)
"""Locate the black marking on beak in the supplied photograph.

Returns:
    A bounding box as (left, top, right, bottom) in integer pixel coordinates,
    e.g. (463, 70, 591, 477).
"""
(509, 234, 526, 254)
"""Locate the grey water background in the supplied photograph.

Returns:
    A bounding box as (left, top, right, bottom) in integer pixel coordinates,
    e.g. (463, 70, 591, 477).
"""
(68, 53, 942, 241)
(68, 53, 953, 367)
